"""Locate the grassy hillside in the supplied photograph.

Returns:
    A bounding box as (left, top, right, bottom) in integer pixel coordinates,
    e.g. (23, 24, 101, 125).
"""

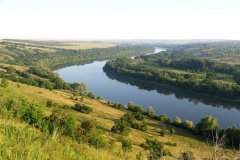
(0, 75, 238, 159)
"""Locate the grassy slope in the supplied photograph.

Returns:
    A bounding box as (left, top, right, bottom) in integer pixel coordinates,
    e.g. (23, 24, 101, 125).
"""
(0, 78, 237, 160)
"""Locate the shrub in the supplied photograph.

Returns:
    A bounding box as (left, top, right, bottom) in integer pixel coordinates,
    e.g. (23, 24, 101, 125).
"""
(88, 129, 106, 149)
(111, 119, 131, 135)
(0, 78, 8, 88)
(73, 103, 93, 114)
(170, 128, 175, 135)
(141, 139, 165, 160)
(180, 151, 195, 160)
(87, 92, 95, 99)
(79, 120, 95, 135)
(46, 99, 54, 108)
(20, 103, 44, 128)
(62, 115, 77, 137)
(158, 114, 170, 123)
(128, 101, 144, 113)
(119, 137, 132, 152)
(133, 112, 144, 120)
(160, 128, 167, 137)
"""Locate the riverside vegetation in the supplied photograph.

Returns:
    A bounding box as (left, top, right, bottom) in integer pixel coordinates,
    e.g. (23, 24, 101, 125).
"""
(0, 39, 239, 159)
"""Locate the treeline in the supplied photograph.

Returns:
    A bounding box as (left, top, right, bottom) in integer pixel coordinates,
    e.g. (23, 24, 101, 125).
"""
(104, 58, 240, 99)
(1, 41, 154, 69)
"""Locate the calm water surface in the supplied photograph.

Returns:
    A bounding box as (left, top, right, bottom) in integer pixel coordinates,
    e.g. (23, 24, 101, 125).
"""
(55, 48, 240, 127)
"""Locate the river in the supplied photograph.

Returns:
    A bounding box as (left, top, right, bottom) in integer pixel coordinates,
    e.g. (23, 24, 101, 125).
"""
(55, 48, 240, 128)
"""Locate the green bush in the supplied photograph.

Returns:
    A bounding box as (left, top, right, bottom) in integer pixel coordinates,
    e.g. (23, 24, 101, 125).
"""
(158, 114, 170, 123)
(180, 151, 195, 160)
(119, 137, 132, 152)
(73, 103, 93, 114)
(20, 103, 44, 128)
(87, 92, 95, 99)
(0, 78, 9, 88)
(88, 129, 106, 149)
(46, 99, 54, 108)
(111, 119, 131, 135)
(141, 139, 166, 160)
(62, 115, 77, 137)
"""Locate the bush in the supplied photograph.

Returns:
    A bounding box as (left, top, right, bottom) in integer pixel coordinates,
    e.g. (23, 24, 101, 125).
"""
(119, 137, 132, 152)
(160, 128, 167, 137)
(111, 119, 131, 135)
(133, 112, 144, 120)
(180, 151, 195, 160)
(158, 114, 170, 123)
(20, 103, 44, 128)
(87, 92, 95, 99)
(0, 78, 8, 88)
(46, 99, 54, 108)
(141, 139, 165, 160)
(128, 101, 144, 113)
(73, 103, 93, 114)
(79, 120, 95, 135)
(88, 129, 106, 149)
(62, 115, 77, 137)
(170, 128, 175, 135)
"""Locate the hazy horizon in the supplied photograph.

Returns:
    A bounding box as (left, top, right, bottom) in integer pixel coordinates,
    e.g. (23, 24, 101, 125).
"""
(1, 0, 240, 40)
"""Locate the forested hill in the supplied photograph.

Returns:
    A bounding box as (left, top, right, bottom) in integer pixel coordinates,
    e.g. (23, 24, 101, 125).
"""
(104, 42, 240, 101)
(0, 40, 154, 69)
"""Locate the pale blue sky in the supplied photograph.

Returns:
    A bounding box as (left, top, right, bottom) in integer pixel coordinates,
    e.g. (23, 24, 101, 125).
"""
(0, 0, 240, 40)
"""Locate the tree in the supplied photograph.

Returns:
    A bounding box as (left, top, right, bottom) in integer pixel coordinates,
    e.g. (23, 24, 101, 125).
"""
(71, 82, 87, 95)
(183, 120, 194, 130)
(158, 114, 169, 123)
(173, 116, 181, 125)
(1, 78, 8, 88)
(196, 116, 219, 135)
(146, 106, 155, 117)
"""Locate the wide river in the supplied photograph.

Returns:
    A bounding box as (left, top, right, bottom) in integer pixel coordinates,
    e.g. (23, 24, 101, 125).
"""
(55, 48, 240, 128)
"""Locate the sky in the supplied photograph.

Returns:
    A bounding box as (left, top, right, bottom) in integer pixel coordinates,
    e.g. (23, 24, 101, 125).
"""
(0, 0, 240, 40)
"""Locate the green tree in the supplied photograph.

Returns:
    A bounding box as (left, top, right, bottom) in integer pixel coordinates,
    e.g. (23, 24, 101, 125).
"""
(173, 116, 181, 125)
(146, 106, 155, 117)
(183, 120, 193, 130)
(196, 116, 219, 135)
